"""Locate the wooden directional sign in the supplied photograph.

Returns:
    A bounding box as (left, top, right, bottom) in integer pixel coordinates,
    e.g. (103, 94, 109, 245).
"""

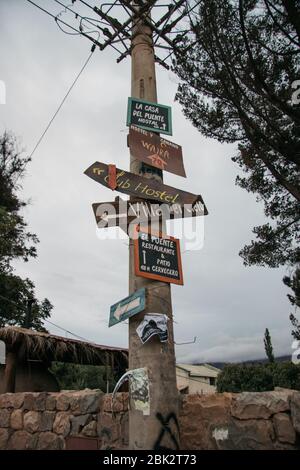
(134, 226, 184, 286)
(109, 288, 146, 327)
(127, 97, 172, 135)
(128, 125, 186, 177)
(84, 161, 203, 207)
(92, 197, 207, 228)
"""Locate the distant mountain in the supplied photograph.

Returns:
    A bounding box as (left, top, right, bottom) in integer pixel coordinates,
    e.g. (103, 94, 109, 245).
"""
(200, 355, 292, 370)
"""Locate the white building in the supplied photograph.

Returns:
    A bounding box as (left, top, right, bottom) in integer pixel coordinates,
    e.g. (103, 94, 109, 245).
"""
(176, 363, 221, 394)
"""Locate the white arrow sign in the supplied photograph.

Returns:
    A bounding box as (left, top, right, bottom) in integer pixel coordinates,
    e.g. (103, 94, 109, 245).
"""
(114, 297, 141, 320)
(109, 288, 146, 327)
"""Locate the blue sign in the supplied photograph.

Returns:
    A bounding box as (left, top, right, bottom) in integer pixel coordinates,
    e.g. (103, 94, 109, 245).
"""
(109, 288, 146, 327)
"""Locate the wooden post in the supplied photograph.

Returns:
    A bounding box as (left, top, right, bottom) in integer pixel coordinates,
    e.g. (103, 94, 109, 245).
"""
(128, 5, 180, 450)
(3, 350, 17, 393)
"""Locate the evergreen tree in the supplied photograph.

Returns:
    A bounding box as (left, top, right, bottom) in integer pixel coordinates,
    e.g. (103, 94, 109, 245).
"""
(0, 131, 52, 330)
(173, 0, 300, 269)
(264, 328, 275, 363)
(283, 267, 300, 340)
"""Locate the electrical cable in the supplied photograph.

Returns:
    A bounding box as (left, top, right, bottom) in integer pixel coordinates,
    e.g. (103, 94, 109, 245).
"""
(43, 318, 92, 342)
(53, 0, 107, 28)
(27, 0, 103, 48)
(27, 0, 84, 34)
(0, 293, 92, 343)
(28, 46, 95, 159)
(52, 0, 111, 39)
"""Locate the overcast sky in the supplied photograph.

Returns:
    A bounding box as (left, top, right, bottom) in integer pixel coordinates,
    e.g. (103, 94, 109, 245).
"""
(0, 0, 294, 363)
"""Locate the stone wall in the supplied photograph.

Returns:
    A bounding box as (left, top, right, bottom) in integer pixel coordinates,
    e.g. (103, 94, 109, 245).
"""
(180, 388, 300, 450)
(0, 390, 128, 450)
(0, 388, 299, 450)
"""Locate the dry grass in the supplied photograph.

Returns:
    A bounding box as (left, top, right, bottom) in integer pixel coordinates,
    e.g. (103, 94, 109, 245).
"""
(0, 326, 128, 368)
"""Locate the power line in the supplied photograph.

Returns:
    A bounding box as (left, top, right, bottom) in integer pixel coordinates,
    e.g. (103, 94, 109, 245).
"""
(78, 0, 98, 12)
(27, 0, 83, 34)
(29, 46, 95, 159)
(43, 318, 92, 343)
(52, 0, 109, 35)
(0, 293, 92, 343)
(27, 0, 103, 47)
(53, 0, 99, 27)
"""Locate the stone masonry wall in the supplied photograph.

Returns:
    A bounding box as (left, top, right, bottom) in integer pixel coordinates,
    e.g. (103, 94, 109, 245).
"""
(0, 390, 128, 450)
(0, 388, 299, 450)
(180, 388, 300, 450)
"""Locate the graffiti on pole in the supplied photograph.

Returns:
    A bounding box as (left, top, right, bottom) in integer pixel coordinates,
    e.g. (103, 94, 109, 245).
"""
(154, 412, 180, 450)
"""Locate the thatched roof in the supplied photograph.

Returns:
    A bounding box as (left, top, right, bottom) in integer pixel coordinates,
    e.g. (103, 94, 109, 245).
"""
(0, 326, 128, 370)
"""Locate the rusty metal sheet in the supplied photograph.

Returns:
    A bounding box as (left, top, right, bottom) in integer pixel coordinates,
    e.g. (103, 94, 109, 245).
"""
(128, 125, 186, 177)
(84, 161, 202, 207)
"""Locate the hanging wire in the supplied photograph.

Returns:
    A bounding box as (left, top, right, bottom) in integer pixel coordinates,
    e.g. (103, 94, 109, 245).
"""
(28, 45, 96, 159)
(27, 0, 198, 67)
(27, 0, 85, 34)
(53, 0, 107, 29)
(27, 0, 103, 48)
(0, 294, 93, 342)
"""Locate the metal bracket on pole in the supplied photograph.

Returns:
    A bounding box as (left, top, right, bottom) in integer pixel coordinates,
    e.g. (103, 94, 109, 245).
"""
(32, 0, 200, 68)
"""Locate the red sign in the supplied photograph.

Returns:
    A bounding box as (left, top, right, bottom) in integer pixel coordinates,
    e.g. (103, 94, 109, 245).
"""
(128, 125, 186, 177)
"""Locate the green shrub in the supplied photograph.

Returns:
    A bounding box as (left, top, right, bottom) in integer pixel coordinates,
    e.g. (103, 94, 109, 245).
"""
(50, 362, 116, 392)
(272, 362, 300, 390)
(217, 362, 300, 393)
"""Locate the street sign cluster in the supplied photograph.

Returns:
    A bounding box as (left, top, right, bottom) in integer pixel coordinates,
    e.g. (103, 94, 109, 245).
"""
(84, 95, 208, 335)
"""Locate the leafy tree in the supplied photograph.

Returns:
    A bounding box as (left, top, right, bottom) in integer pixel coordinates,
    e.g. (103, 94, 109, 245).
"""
(217, 362, 300, 392)
(272, 361, 300, 388)
(50, 362, 116, 392)
(217, 363, 274, 392)
(0, 131, 52, 330)
(264, 328, 275, 363)
(173, 0, 300, 269)
(283, 267, 300, 340)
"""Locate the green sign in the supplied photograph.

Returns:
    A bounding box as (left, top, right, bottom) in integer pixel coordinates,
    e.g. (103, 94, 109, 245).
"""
(109, 288, 146, 327)
(127, 97, 172, 135)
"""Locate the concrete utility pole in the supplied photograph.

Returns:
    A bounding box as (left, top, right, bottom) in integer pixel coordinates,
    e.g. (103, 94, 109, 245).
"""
(128, 6, 180, 450)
